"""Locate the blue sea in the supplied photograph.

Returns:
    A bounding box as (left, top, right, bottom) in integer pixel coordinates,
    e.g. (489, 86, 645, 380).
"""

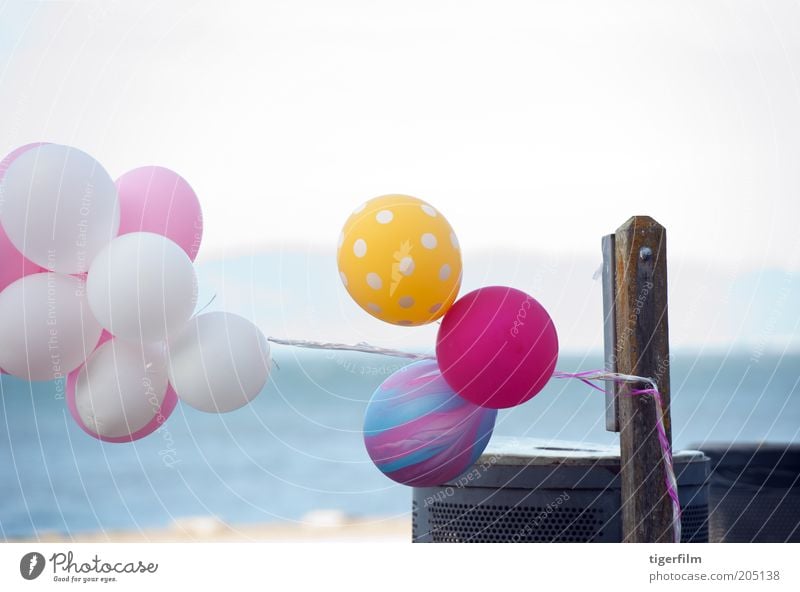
(1, 351, 798, 539)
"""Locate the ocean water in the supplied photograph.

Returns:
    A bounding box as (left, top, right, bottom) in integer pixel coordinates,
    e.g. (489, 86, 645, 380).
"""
(1, 350, 798, 539)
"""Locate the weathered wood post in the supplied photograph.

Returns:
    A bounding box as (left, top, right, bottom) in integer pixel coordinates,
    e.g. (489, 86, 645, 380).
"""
(602, 216, 674, 543)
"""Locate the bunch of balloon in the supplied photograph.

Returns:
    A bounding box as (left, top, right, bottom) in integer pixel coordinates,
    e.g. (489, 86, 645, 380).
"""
(0, 144, 271, 442)
(338, 195, 559, 486)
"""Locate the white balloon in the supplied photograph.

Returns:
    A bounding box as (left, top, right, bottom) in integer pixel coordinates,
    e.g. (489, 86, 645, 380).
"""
(0, 273, 102, 380)
(167, 312, 271, 413)
(0, 144, 120, 274)
(87, 232, 198, 343)
(74, 339, 169, 438)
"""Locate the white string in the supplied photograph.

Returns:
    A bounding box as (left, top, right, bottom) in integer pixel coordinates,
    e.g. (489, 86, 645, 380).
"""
(267, 337, 434, 360)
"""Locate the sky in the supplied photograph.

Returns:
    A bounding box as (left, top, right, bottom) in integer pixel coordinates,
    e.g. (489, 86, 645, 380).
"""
(1, 0, 799, 351)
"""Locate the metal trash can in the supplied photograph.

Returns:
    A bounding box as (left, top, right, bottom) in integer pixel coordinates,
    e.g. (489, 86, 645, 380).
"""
(412, 437, 710, 543)
(692, 442, 800, 543)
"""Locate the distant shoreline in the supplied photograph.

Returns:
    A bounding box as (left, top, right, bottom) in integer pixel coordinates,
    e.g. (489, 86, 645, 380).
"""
(6, 514, 410, 543)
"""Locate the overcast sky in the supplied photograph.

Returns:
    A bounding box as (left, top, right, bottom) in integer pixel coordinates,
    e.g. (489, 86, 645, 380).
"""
(1, 1, 799, 351)
(1, 1, 799, 268)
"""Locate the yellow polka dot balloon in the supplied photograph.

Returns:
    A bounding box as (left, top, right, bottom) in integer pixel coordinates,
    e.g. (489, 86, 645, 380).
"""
(337, 195, 462, 326)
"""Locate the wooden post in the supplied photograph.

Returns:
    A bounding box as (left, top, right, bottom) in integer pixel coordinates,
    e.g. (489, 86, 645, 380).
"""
(601, 234, 619, 432)
(609, 216, 674, 543)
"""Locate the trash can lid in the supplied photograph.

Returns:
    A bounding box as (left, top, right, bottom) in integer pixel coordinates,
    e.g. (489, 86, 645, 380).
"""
(480, 436, 707, 467)
(690, 442, 800, 488)
(690, 442, 800, 471)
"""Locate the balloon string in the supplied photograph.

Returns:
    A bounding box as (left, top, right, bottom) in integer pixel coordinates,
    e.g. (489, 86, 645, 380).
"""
(194, 293, 217, 316)
(553, 370, 681, 544)
(267, 339, 680, 542)
(266, 337, 434, 360)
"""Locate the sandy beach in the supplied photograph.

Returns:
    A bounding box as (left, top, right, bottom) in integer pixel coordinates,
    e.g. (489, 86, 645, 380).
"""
(9, 514, 411, 543)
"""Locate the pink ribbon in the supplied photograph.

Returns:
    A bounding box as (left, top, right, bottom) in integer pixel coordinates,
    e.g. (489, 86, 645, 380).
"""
(554, 369, 681, 543)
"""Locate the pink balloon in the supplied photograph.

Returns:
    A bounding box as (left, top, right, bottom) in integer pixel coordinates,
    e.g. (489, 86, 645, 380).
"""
(0, 143, 49, 293)
(436, 286, 559, 409)
(65, 333, 178, 443)
(116, 166, 203, 260)
(66, 371, 178, 444)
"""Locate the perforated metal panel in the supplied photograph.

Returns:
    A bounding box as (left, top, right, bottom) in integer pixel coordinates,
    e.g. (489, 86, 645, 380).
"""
(709, 488, 800, 542)
(695, 443, 800, 542)
(681, 504, 710, 543)
(428, 503, 605, 543)
(412, 438, 710, 543)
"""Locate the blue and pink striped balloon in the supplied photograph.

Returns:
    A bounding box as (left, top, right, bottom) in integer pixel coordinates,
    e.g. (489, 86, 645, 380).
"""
(363, 359, 497, 487)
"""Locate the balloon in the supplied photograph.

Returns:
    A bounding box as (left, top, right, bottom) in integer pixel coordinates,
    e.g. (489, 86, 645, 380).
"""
(436, 286, 559, 409)
(116, 166, 203, 261)
(0, 144, 120, 274)
(0, 144, 49, 293)
(87, 232, 198, 343)
(67, 338, 178, 442)
(166, 312, 271, 413)
(0, 216, 47, 294)
(0, 142, 47, 178)
(337, 194, 462, 326)
(0, 273, 103, 381)
(363, 359, 496, 487)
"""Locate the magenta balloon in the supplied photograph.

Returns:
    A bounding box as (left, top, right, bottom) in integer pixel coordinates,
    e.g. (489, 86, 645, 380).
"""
(436, 286, 559, 409)
(65, 358, 178, 444)
(0, 143, 48, 293)
(116, 166, 203, 260)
